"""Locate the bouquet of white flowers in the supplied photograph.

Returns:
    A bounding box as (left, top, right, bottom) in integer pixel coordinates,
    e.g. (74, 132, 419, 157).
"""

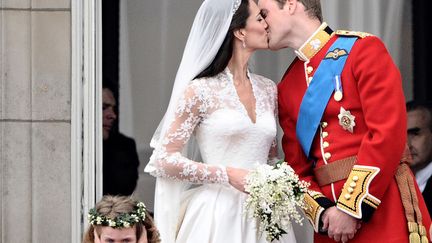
(244, 161, 309, 242)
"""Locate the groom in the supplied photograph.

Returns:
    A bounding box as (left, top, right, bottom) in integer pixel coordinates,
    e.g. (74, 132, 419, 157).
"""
(256, 0, 431, 242)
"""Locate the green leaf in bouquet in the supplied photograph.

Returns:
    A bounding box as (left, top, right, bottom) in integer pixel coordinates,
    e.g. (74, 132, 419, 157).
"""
(274, 160, 285, 168)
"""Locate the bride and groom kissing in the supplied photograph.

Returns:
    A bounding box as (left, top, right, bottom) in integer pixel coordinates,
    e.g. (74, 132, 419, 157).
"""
(144, 0, 432, 242)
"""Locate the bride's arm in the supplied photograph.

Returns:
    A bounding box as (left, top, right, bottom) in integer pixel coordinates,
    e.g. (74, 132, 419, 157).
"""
(149, 82, 246, 186)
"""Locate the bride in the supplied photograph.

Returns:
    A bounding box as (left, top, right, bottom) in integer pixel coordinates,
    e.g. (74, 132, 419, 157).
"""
(145, 0, 297, 242)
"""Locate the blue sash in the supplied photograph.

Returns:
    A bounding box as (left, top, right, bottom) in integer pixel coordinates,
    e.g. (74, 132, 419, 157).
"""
(296, 36, 357, 158)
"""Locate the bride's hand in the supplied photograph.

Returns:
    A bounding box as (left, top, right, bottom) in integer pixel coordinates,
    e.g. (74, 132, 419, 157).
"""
(226, 167, 249, 193)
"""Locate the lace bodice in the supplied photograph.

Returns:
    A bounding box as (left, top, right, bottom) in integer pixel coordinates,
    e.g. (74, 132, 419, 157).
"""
(148, 68, 278, 185)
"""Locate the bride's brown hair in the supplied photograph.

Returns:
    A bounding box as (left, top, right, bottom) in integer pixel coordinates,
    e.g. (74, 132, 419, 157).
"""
(194, 0, 250, 79)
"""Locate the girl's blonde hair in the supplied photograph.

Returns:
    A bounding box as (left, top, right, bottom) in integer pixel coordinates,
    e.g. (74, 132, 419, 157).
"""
(82, 195, 161, 243)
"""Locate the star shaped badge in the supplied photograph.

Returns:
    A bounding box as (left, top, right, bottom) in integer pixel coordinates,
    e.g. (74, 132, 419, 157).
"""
(338, 107, 355, 133)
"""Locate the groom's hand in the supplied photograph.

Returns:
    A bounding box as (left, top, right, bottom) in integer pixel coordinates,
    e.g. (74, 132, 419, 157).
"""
(321, 206, 361, 243)
(226, 167, 249, 193)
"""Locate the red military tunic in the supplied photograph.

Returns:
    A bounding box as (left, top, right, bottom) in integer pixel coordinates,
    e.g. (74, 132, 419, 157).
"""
(278, 23, 431, 242)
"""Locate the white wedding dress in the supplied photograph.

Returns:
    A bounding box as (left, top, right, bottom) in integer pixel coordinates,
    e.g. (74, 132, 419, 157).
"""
(148, 68, 297, 243)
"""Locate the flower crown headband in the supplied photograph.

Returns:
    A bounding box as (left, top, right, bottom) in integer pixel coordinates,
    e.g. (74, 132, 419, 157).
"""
(88, 201, 146, 228)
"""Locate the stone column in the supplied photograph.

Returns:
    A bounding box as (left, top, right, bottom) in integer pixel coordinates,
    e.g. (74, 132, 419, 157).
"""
(1, 0, 71, 242)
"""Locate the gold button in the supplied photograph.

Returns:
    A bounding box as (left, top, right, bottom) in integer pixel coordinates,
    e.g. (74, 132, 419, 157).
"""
(347, 187, 354, 193)
(352, 176, 359, 182)
(350, 182, 357, 188)
(322, 132, 328, 138)
(306, 66, 314, 74)
(308, 76, 313, 83)
(324, 152, 331, 160)
(322, 141, 329, 148)
(344, 194, 351, 200)
(321, 122, 328, 128)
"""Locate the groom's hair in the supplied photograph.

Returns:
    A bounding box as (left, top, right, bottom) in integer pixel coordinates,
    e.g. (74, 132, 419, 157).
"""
(271, 0, 323, 22)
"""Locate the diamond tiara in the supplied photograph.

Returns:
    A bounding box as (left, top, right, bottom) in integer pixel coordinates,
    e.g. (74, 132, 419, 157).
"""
(233, 0, 241, 13)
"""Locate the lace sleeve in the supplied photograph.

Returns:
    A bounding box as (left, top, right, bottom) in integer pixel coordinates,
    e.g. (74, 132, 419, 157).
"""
(268, 80, 280, 166)
(149, 82, 229, 184)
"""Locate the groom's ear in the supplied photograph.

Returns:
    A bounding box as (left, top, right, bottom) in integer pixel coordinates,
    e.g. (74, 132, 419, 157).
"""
(285, 0, 304, 14)
(233, 29, 246, 42)
(286, 0, 298, 14)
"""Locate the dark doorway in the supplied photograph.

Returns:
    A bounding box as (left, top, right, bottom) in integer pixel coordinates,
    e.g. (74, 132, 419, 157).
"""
(102, 0, 140, 197)
(412, 0, 432, 101)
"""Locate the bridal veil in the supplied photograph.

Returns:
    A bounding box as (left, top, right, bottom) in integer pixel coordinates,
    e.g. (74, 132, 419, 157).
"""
(144, 0, 241, 242)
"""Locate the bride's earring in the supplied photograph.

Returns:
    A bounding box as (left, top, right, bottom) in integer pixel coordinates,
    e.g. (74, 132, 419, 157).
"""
(242, 40, 246, 48)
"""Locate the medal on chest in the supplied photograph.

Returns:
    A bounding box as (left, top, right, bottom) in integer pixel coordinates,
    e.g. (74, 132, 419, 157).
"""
(338, 107, 355, 133)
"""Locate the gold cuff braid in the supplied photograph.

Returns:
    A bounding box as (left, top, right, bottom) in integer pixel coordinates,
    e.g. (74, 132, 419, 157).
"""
(336, 165, 380, 219)
(304, 190, 326, 232)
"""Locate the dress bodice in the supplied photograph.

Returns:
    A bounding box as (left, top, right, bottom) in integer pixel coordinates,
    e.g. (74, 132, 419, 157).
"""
(147, 68, 278, 184)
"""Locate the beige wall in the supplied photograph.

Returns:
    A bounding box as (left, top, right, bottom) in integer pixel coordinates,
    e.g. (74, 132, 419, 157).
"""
(0, 0, 71, 242)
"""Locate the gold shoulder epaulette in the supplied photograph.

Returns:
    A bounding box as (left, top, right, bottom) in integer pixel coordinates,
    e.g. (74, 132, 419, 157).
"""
(336, 30, 373, 38)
